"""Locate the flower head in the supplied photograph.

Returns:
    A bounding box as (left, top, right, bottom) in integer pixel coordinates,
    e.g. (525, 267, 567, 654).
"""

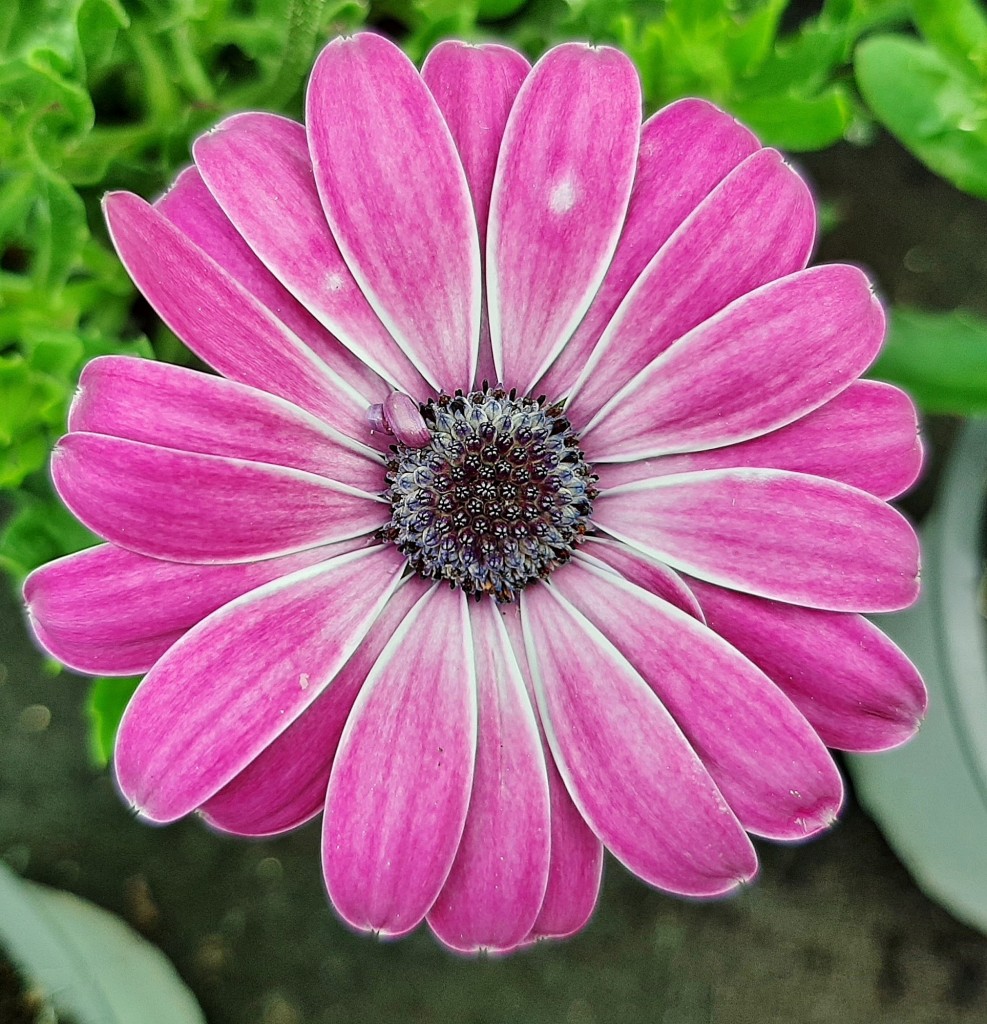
(25, 33, 926, 953)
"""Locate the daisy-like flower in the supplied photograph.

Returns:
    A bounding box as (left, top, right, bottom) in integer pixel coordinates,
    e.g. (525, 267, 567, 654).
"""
(25, 33, 926, 953)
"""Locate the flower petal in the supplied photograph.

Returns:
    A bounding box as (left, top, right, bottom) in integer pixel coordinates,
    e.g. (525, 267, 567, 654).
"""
(595, 380, 924, 500)
(324, 585, 477, 938)
(557, 559, 844, 839)
(688, 579, 928, 752)
(201, 576, 431, 836)
(156, 164, 389, 404)
(580, 537, 704, 620)
(191, 113, 430, 400)
(595, 469, 920, 612)
(114, 545, 406, 822)
(102, 192, 370, 438)
(306, 33, 480, 390)
(535, 99, 759, 402)
(487, 43, 641, 390)
(583, 266, 884, 461)
(52, 433, 385, 564)
(427, 600, 550, 953)
(70, 356, 384, 491)
(421, 41, 530, 387)
(568, 148, 815, 425)
(500, 605, 603, 941)
(422, 41, 529, 252)
(593, 468, 925, 610)
(23, 540, 363, 676)
(521, 583, 758, 896)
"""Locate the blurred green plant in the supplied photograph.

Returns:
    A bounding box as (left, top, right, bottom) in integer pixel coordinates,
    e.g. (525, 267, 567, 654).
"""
(3, 0, 987, 755)
(857, 0, 987, 197)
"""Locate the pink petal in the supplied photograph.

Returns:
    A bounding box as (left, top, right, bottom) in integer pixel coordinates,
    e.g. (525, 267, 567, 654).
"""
(201, 576, 431, 836)
(70, 356, 384, 491)
(583, 265, 884, 461)
(306, 33, 480, 390)
(324, 585, 477, 938)
(52, 433, 385, 564)
(557, 559, 844, 839)
(595, 380, 924, 500)
(689, 578, 928, 752)
(535, 99, 759, 402)
(568, 148, 815, 426)
(421, 41, 530, 387)
(103, 192, 371, 438)
(422, 41, 529, 253)
(156, 164, 388, 404)
(527, 755, 604, 942)
(580, 537, 704, 621)
(191, 114, 430, 400)
(427, 600, 550, 953)
(500, 604, 603, 941)
(595, 469, 920, 612)
(487, 43, 641, 390)
(521, 583, 758, 896)
(114, 545, 406, 822)
(23, 540, 364, 676)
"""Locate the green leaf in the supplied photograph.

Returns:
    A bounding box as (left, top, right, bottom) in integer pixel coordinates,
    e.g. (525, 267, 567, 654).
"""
(728, 84, 854, 149)
(869, 307, 987, 414)
(0, 488, 97, 581)
(88, 675, 142, 765)
(910, 0, 987, 76)
(856, 35, 987, 198)
(0, 861, 207, 1024)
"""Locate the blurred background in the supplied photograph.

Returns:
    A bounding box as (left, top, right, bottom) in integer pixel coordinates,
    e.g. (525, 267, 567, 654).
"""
(3, 1, 987, 1021)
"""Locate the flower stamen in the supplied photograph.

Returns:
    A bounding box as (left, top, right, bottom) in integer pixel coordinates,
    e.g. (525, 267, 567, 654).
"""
(380, 385, 598, 602)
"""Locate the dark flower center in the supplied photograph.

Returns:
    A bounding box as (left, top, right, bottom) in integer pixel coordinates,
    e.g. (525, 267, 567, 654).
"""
(380, 386, 597, 602)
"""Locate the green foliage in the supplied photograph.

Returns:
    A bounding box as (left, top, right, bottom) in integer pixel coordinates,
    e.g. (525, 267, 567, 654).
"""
(871, 308, 987, 415)
(0, 859, 206, 1023)
(510, 1, 910, 151)
(0, 0, 372, 586)
(87, 674, 142, 765)
(856, 2, 987, 197)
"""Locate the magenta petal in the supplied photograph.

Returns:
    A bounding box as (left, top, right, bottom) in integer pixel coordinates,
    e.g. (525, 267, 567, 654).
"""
(70, 356, 384, 491)
(521, 583, 758, 896)
(527, 755, 604, 942)
(488, 43, 641, 390)
(201, 576, 431, 837)
(23, 540, 363, 676)
(500, 605, 603, 940)
(52, 433, 385, 564)
(114, 546, 406, 822)
(156, 164, 388, 404)
(689, 579, 928, 752)
(103, 192, 370, 438)
(595, 469, 920, 612)
(427, 601, 550, 953)
(422, 41, 529, 252)
(569, 149, 815, 426)
(580, 538, 704, 621)
(421, 41, 530, 387)
(596, 380, 924, 500)
(557, 560, 844, 839)
(324, 585, 477, 938)
(307, 34, 480, 391)
(191, 114, 429, 400)
(536, 99, 759, 403)
(584, 266, 884, 461)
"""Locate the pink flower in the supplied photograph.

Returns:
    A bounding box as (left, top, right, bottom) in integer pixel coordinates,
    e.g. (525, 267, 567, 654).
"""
(25, 33, 926, 953)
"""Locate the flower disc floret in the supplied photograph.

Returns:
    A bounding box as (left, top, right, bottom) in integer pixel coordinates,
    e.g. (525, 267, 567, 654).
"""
(382, 386, 597, 601)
